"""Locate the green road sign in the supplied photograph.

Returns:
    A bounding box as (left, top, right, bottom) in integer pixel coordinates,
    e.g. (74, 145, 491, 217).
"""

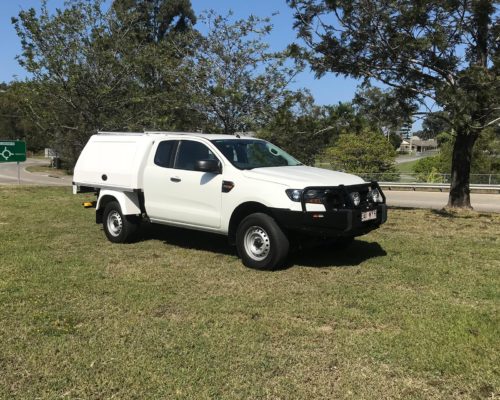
(0, 140, 26, 163)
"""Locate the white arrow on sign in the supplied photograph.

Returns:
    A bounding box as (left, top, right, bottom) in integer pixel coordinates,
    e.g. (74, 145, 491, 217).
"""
(0, 147, 14, 161)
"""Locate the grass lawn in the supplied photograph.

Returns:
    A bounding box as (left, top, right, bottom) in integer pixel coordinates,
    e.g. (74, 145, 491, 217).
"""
(0, 186, 498, 399)
(396, 159, 419, 174)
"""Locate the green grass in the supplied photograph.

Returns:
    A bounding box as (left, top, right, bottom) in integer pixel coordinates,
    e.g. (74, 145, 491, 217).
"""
(0, 186, 499, 399)
(396, 159, 419, 173)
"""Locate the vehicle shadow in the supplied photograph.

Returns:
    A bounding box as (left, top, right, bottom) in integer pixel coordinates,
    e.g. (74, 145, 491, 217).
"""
(140, 223, 237, 256)
(285, 240, 387, 269)
(140, 223, 386, 269)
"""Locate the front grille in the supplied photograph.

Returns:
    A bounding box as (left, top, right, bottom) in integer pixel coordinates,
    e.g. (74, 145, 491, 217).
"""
(302, 182, 384, 212)
(323, 189, 347, 210)
(352, 187, 371, 208)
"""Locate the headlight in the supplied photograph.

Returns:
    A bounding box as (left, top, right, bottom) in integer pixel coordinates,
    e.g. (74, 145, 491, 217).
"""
(349, 192, 360, 206)
(303, 189, 324, 204)
(370, 188, 383, 203)
(286, 189, 325, 204)
(286, 189, 303, 202)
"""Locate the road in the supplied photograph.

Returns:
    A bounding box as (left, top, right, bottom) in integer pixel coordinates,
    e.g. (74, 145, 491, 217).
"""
(0, 158, 72, 186)
(1, 160, 498, 212)
(395, 153, 434, 164)
(385, 190, 500, 213)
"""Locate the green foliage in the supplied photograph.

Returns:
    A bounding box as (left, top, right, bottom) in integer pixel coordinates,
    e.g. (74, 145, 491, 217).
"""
(413, 128, 499, 182)
(419, 112, 451, 140)
(0, 82, 43, 150)
(324, 131, 398, 180)
(260, 100, 368, 164)
(353, 85, 415, 142)
(10, 2, 304, 163)
(470, 128, 500, 174)
(185, 11, 302, 134)
(413, 155, 449, 182)
(112, 0, 196, 42)
(11, 0, 200, 165)
(259, 93, 321, 164)
(110, 0, 201, 131)
(290, 0, 499, 206)
(388, 132, 402, 150)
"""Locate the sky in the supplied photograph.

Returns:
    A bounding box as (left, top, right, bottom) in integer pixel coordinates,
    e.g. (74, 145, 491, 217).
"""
(0, 0, 362, 106)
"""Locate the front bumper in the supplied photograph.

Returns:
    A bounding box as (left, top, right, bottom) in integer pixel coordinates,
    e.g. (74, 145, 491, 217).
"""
(270, 204, 387, 238)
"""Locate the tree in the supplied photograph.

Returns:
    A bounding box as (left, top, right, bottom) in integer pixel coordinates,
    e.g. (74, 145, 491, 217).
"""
(323, 131, 398, 180)
(12, 0, 198, 166)
(414, 126, 500, 182)
(353, 85, 415, 142)
(420, 111, 451, 140)
(0, 83, 25, 141)
(398, 121, 412, 140)
(260, 98, 368, 164)
(185, 11, 302, 134)
(290, 0, 499, 209)
(112, 0, 196, 43)
(0, 82, 44, 150)
(111, 0, 201, 130)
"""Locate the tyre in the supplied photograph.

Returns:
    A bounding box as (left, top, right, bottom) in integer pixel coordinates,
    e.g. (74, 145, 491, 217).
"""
(102, 201, 140, 243)
(236, 213, 289, 270)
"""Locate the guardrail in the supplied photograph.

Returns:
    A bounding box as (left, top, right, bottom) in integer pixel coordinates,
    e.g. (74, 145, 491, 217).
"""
(315, 164, 500, 185)
(378, 182, 500, 194)
(358, 173, 500, 185)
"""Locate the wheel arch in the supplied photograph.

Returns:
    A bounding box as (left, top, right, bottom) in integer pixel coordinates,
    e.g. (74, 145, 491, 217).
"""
(228, 201, 273, 245)
(96, 190, 141, 224)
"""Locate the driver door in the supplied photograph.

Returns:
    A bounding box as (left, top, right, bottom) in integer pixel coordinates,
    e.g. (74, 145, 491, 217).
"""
(143, 139, 223, 229)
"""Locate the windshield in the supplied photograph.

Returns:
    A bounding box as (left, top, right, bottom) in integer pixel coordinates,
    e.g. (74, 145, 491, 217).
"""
(211, 139, 302, 170)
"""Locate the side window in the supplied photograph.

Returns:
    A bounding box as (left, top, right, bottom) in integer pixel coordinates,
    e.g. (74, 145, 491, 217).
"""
(175, 141, 217, 171)
(154, 140, 176, 168)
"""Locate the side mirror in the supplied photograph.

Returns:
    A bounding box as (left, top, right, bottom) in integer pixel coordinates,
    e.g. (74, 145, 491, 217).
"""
(195, 159, 221, 174)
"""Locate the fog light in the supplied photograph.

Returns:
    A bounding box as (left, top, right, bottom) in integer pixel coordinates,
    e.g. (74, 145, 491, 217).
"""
(350, 192, 360, 206)
(370, 188, 382, 203)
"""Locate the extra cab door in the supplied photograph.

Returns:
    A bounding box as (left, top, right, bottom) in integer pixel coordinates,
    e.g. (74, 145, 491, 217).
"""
(143, 139, 223, 229)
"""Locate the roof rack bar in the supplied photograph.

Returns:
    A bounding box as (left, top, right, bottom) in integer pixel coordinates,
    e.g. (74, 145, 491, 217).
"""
(143, 131, 203, 135)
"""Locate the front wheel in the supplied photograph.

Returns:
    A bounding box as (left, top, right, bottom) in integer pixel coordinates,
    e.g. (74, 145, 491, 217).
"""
(103, 201, 140, 243)
(236, 213, 289, 270)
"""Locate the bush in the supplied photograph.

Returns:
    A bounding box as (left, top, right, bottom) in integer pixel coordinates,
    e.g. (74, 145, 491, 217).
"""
(413, 129, 499, 183)
(413, 156, 447, 182)
(324, 131, 398, 181)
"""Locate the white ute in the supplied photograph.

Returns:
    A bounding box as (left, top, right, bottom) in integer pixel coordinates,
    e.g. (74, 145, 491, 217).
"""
(73, 132, 387, 269)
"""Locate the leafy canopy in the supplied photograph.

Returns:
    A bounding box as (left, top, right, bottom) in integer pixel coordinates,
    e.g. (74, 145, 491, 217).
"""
(185, 11, 302, 134)
(289, 0, 499, 133)
(324, 131, 397, 179)
(289, 0, 499, 207)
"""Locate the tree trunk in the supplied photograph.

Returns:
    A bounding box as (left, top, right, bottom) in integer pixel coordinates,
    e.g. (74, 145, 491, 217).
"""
(447, 131, 478, 209)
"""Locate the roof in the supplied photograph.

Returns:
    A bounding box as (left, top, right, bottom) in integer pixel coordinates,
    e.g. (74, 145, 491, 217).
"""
(411, 139, 438, 147)
(97, 131, 255, 141)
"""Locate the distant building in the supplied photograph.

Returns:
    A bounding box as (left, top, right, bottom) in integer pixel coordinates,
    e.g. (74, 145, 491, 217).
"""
(398, 136, 438, 153)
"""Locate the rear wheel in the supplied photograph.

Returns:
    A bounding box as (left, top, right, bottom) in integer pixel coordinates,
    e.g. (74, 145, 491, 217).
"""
(236, 213, 289, 270)
(103, 201, 140, 243)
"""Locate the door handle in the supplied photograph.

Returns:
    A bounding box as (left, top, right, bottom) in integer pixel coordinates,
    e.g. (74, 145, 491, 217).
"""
(170, 177, 181, 183)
